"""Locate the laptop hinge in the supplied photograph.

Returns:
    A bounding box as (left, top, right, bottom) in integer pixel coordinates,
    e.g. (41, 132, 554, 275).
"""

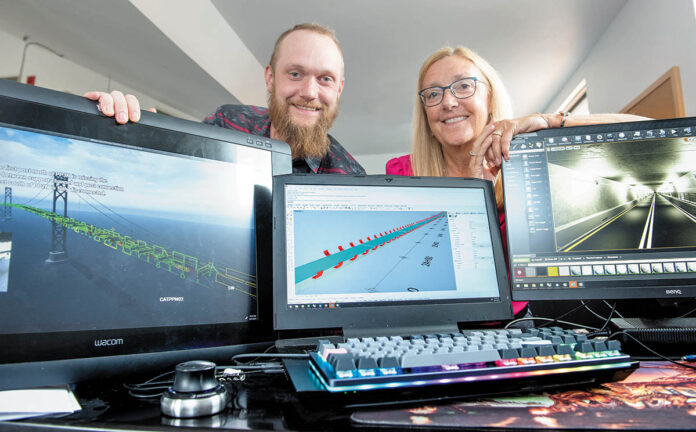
(343, 324, 460, 339)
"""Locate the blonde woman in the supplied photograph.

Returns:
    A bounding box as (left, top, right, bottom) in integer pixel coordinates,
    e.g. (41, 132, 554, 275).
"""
(387, 45, 645, 317)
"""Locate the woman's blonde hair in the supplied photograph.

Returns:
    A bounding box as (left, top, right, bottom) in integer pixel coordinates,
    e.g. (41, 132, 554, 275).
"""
(410, 46, 513, 177)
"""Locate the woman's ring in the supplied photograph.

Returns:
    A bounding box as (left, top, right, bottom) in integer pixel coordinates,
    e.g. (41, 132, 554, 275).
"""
(469, 151, 477, 157)
(492, 130, 503, 137)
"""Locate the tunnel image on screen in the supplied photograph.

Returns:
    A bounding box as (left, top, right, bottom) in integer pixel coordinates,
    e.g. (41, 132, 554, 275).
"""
(547, 137, 696, 253)
(292, 210, 456, 296)
(0, 125, 271, 334)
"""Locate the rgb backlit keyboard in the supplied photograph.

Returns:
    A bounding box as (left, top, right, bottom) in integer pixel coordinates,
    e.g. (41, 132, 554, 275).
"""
(308, 327, 634, 393)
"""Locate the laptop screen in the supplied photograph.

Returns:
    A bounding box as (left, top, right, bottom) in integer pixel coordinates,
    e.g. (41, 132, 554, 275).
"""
(502, 117, 696, 301)
(273, 175, 513, 336)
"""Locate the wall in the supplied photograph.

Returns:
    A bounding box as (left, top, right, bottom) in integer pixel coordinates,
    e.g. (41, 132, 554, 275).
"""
(545, 0, 696, 115)
(0, 28, 24, 80)
(0, 27, 194, 120)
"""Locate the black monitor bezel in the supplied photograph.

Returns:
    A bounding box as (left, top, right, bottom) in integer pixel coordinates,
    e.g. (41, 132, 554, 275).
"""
(0, 79, 291, 389)
(272, 174, 514, 334)
(502, 116, 696, 301)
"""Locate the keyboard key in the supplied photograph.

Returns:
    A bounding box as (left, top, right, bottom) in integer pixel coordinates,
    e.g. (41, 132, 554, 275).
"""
(607, 340, 622, 351)
(556, 344, 574, 356)
(330, 354, 357, 371)
(574, 341, 595, 353)
(378, 357, 400, 368)
(537, 345, 556, 356)
(499, 348, 520, 359)
(547, 335, 563, 344)
(593, 341, 608, 351)
(562, 335, 576, 344)
(357, 357, 379, 370)
(316, 339, 335, 351)
(520, 346, 538, 358)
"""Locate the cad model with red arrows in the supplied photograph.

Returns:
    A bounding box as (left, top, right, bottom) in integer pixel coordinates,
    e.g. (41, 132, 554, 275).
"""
(291, 210, 457, 295)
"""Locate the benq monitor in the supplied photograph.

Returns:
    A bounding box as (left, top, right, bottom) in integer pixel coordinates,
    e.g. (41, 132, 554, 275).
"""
(502, 117, 696, 301)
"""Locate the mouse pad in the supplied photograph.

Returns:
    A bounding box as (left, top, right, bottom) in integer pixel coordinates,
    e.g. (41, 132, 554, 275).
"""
(352, 361, 696, 430)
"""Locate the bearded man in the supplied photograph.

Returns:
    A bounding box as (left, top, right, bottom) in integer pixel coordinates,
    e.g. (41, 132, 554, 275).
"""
(85, 23, 365, 175)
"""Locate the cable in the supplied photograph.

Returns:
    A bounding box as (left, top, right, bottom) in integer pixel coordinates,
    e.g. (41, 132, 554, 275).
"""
(220, 363, 285, 371)
(231, 352, 309, 365)
(677, 303, 696, 318)
(19, 188, 49, 207)
(608, 330, 696, 371)
(123, 369, 176, 399)
(537, 301, 599, 328)
(81, 191, 152, 234)
(505, 316, 600, 331)
(588, 301, 617, 337)
(222, 368, 285, 376)
(73, 191, 123, 228)
(229, 344, 276, 365)
(582, 300, 607, 321)
(123, 362, 289, 400)
(603, 300, 624, 319)
(126, 370, 175, 386)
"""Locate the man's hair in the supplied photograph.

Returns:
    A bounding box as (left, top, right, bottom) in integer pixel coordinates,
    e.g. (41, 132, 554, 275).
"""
(410, 45, 513, 178)
(269, 23, 344, 74)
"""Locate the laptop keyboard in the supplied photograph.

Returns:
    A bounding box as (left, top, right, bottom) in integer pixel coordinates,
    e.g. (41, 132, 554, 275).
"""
(308, 327, 635, 393)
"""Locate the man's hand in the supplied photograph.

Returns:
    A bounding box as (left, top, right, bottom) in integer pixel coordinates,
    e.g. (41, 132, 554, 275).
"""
(83, 91, 153, 124)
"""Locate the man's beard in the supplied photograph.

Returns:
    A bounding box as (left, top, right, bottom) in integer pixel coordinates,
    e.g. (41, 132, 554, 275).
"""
(267, 90, 338, 159)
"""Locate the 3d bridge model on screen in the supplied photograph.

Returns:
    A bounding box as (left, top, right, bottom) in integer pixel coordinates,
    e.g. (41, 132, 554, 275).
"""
(1, 185, 255, 297)
(293, 211, 456, 294)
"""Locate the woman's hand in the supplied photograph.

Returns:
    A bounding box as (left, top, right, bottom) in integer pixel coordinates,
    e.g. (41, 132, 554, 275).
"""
(487, 114, 549, 166)
(467, 124, 498, 182)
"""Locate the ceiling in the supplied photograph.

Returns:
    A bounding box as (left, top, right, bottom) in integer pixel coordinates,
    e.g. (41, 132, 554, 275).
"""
(0, 0, 629, 157)
(547, 136, 696, 191)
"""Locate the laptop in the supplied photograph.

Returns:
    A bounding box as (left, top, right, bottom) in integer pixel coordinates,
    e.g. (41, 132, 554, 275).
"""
(272, 174, 513, 339)
(271, 174, 636, 407)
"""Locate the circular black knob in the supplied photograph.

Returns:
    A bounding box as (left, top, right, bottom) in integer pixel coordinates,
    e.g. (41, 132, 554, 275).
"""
(172, 360, 219, 393)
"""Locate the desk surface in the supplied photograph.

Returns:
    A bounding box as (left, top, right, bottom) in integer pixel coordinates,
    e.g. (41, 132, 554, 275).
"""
(3, 360, 696, 431)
